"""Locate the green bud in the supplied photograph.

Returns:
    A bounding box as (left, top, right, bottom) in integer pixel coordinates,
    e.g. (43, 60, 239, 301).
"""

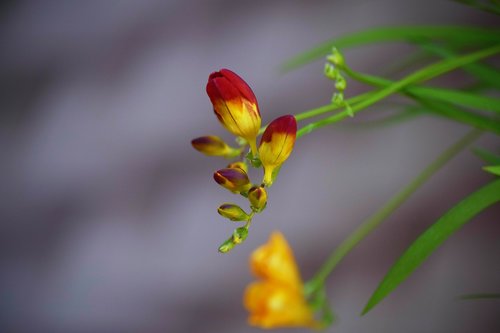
(218, 238, 235, 253)
(345, 103, 354, 117)
(327, 47, 345, 68)
(335, 75, 346, 92)
(331, 92, 344, 106)
(324, 63, 338, 80)
(248, 186, 267, 212)
(217, 203, 250, 221)
(232, 227, 249, 244)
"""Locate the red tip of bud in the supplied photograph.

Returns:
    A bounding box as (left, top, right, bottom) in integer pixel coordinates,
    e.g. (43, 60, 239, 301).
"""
(260, 115, 297, 144)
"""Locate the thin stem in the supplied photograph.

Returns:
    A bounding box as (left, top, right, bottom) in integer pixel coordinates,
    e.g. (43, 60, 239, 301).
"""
(307, 128, 482, 292)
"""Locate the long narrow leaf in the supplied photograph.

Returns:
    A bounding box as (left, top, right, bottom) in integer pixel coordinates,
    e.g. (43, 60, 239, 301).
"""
(418, 42, 500, 89)
(362, 179, 500, 315)
(282, 26, 500, 71)
(415, 98, 500, 135)
(472, 147, 500, 164)
(459, 293, 500, 300)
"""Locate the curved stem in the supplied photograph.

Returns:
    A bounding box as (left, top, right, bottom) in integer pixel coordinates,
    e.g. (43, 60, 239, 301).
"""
(306, 128, 482, 293)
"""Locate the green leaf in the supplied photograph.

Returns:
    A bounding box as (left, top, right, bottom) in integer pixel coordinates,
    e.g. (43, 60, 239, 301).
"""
(344, 63, 500, 114)
(472, 147, 500, 164)
(417, 42, 500, 89)
(459, 293, 500, 300)
(414, 98, 500, 135)
(410, 87, 500, 114)
(282, 26, 500, 71)
(362, 179, 500, 315)
(454, 0, 500, 15)
(483, 165, 500, 176)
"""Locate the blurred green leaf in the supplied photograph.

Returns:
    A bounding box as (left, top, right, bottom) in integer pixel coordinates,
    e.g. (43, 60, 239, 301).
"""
(460, 293, 500, 300)
(454, 0, 500, 15)
(414, 98, 500, 135)
(362, 179, 500, 315)
(472, 147, 500, 164)
(343, 65, 500, 114)
(483, 165, 500, 176)
(282, 26, 500, 71)
(418, 42, 500, 89)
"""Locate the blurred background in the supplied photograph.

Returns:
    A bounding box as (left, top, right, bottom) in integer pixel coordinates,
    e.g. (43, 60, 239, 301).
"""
(1, 0, 499, 332)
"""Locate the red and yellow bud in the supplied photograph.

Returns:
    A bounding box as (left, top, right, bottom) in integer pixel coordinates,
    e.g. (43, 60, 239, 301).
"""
(214, 168, 252, 194)
(191, 135, 240, 158)
(248, 186, 267, 212)
(206, 69, 261, 155)
(217, 203, 250, 221)
(258, 115, 297, 186)
(226, 161, 248, 173)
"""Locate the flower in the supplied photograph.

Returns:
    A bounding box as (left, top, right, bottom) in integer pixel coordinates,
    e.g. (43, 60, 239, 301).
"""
(258, 115, 297, 186)
(191, 135, 240, 157)
(206, 69, 261, 155)
(213, 167, 252, 194)
(244, 232, 318, 329)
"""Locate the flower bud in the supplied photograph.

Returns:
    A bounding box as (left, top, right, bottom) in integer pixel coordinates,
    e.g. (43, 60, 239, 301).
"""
(327, 47, 345, 68)
(191, 135, 239, 157)
(258, 115, 297, 186)
(218, 203, 250, 221)
(218, 238, 235, 253)
(232, 227, 249, 244)
(248, 186, 267, 212)
(214, 168, 252, 193)
(226, 161, 248, 173)
(206, 69, 261, 155)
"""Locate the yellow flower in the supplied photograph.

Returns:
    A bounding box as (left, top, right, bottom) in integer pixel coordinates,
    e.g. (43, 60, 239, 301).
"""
(244, 232, 318, 329)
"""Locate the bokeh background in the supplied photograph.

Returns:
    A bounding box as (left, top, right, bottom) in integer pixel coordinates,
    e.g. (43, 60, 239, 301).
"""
(1, 1, 499, 332)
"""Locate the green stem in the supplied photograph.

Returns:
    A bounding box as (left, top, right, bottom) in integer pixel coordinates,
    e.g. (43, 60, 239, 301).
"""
(306, 128, 482, 293)
(296, 45, 500, 137)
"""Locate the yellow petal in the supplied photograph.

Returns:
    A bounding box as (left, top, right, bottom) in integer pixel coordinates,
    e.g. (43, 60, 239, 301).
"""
(244, 281, 317, 329)
(250, 232, 302, 290)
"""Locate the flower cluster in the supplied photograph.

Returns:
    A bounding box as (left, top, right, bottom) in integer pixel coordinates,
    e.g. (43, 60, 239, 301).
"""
(191, 69, 297, 253)
(244, 232, 319, 329)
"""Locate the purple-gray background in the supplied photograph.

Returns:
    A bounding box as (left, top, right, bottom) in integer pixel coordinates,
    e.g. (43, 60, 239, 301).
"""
(1, 1, 499, 332)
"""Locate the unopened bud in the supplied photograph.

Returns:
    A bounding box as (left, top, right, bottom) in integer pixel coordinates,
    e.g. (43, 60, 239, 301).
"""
(226, 161, 248, 173)
(327, 47, 345, 68)
(331, 92, 344, 105)
(232, 227, 249, 244)
(259, 115, 297, 187)
(191, 136, 239, 158)
(248, 186, 267, 212)
(214, 168, 252, 193)
(335, 76, 346, 92)
(218, 238, 235, 253)
(324, 63, 338, 80)
(217, 203, 250, 221)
